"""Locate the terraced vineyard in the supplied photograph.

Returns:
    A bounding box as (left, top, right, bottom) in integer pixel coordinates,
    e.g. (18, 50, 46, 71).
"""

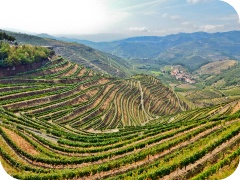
(0, 56, 186, 129)
(0, 56, 240, 180)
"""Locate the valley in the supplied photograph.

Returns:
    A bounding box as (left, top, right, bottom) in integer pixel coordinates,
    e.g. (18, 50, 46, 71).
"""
(0, 31, 239, 180)
(49, 31, 240, 108)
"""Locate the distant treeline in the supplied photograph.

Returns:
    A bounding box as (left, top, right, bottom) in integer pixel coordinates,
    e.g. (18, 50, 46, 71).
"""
(0, 42, 55, 67)
(0, 32, 16, 42)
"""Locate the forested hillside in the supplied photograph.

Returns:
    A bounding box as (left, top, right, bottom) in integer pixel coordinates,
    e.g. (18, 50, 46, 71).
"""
(0, 32, 16, 42)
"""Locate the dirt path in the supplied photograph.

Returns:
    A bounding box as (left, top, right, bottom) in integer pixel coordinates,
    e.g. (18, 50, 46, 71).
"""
(138, 81, 151, 124)
(172, 87, 185, 111)
(27, 129, 59, 143)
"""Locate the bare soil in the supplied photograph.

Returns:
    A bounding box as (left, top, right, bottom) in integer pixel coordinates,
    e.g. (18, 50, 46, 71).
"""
(231, 101, 240, 114)
(2, 127, 39, 156)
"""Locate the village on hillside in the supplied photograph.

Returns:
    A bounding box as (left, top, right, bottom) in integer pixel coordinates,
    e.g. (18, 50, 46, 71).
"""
(170, 66, 196, 84)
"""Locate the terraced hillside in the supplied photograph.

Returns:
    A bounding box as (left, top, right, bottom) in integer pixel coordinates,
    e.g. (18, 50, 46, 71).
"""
(0, 99, 239, 179)
(0, 56, 186, 130)
(0, 30, 132, 78)
(0, 56, 240, 180)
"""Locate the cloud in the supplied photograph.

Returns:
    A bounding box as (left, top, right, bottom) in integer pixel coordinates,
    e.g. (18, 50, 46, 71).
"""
(170, 15, 181, 20)
(162, 13, 168, 18)
(162, 13, 181, 20)
(187, 0, 210, 4)
(128, 27, 150, 32)
(200, 24, 225, 31)
(216, 15, 239, 21)
(120, 0, 166, 11)
(144, 11, 159, 15)
(154, 30, 167, 34)
(182, 21, 191, 25)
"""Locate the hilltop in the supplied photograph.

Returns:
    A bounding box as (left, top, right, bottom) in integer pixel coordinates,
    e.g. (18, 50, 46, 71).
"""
(0, 55, 187, 129)
(0, 30, 132, 78)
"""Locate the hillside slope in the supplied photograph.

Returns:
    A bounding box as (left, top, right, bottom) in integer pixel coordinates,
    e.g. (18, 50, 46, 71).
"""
(203, 64, 240, 87)
(0, 56, 186, 130)
(78, 31, 240, 71)
(0, 46, 240, 180)
(1, 30, 131, 78)
(0, 70, 239, 179)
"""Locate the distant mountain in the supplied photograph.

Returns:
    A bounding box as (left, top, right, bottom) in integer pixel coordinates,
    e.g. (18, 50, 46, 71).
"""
(78, 31, 240, 71)
(7, 30, 240, 74)
(36, 33, 57, 40)
(1, 30, 132, 78)
(56, 37, 95, 46)
(58, 33, 129, 42)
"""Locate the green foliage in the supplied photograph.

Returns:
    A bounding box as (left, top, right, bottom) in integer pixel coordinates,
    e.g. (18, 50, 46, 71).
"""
(79, 31, 240, 73)
(0, 30, 239, 180)
(205, 64, 240, 87)
(0, 32, 16, 42)
(0, 42, 54, 66)
(0, 30, 131, 77)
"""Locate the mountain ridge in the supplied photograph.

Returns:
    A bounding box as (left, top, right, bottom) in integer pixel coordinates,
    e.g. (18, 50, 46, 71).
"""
(1, 30, 132, 78)
(31, 31, 240, 72)
(68, 31, 240, 71)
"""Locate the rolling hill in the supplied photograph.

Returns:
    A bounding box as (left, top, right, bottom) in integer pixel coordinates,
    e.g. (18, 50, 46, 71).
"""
(196, 60, 237, 75)
(0, 55, 187, 129)
(0, 33, 240, 180)
(0, 30, 132, 78)
(76, 31, 240, 71)
(203, 63, 240, 87)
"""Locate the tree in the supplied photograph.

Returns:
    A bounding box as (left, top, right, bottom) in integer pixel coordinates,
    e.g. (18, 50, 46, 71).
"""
(0, 32, 16, 42)
(0, 42, 54, 67)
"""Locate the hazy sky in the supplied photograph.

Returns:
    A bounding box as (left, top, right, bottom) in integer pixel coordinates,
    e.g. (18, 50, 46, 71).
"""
(0, 0, 239, 40)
